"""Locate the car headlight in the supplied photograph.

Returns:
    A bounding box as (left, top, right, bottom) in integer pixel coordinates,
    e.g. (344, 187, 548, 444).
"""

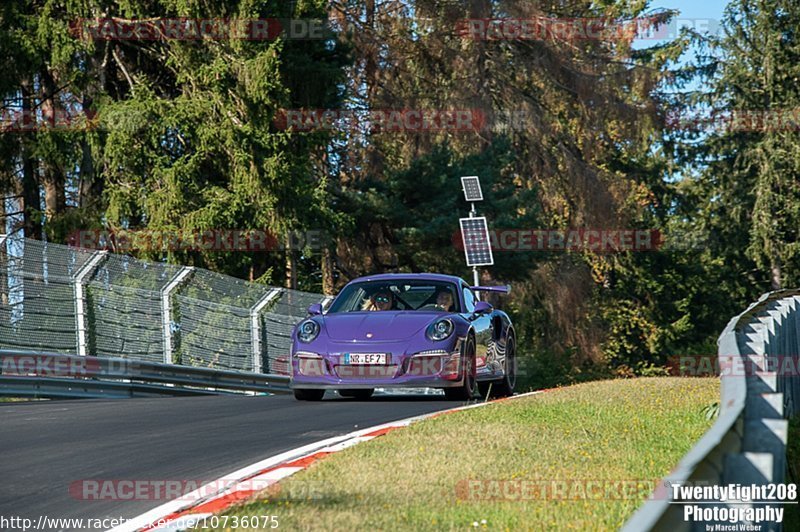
(298, 320, 320, 343)
(426, 318, 454, 341)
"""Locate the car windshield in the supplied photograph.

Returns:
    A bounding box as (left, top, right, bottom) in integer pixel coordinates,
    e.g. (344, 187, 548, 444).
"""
(327, 280, 460, 313)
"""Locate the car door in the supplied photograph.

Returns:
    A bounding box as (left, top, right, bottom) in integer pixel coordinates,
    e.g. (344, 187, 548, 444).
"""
(462, 284, 493, 370)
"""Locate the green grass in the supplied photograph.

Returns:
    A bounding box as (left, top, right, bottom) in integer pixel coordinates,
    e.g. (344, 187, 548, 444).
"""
(201, 378, 718, 531)
(0, 397, 40, 402)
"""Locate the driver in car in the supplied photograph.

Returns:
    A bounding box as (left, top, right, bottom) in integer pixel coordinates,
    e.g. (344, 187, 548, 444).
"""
(362, 289, 395, 311)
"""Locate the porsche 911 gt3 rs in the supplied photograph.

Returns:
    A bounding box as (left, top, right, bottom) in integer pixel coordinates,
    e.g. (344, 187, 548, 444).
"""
(290, 273, 516, 401)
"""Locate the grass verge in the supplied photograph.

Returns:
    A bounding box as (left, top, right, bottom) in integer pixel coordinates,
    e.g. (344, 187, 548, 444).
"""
(0, 397, 40, 402)
(203, 377, 718, 531)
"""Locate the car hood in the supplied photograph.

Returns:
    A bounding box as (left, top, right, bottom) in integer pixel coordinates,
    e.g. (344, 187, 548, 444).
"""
(322, 311, 444, 342)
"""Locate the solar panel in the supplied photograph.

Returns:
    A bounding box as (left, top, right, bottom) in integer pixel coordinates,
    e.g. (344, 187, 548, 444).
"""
(460, 217, 494, 267)
(461, 176, 483, 202)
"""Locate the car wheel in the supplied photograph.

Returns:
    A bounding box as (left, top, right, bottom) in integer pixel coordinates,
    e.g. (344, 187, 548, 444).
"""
(338, 389, 374, 400)
(491, 334, 516, 398)
(293, 388, 325, 401)
(444, 337, 477, 401)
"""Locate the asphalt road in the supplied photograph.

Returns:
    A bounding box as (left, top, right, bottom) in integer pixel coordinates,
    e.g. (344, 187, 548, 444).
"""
(0, 393, 463, 528)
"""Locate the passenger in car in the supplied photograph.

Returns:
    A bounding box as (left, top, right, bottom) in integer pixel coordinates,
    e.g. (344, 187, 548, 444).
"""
(436, 290, 454, 312)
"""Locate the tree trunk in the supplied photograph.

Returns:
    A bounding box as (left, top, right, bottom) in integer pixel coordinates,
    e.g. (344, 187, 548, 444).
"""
(363, 0, 383, 179)
(40, 69, 66, 229)
(20, 78, 42, 240)
(285, 231, 297, 289)
(468, 0, 493, 146)
(42, 174, 66, 222)
(79, 138, 97, 208)
(78, 94, 100, 209)
(770, 260, 782, 290)
(0, 195, 7, 305)
(321, 246, 334, 295)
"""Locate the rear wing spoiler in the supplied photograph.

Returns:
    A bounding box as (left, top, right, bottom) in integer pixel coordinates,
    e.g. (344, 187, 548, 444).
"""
(470, 285, 511, 294)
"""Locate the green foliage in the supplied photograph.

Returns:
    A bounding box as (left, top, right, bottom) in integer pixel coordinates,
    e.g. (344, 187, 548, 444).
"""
(4, 0, 799, 386)
(701, 402, 720, 421)
(671, 0, 800, 292)
(515, 346, 615, 392)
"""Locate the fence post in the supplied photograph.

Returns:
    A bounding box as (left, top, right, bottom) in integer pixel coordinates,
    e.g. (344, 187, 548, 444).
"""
(161, 267, 194, 364)
(73, 251, 108, 356)
(250, 288, 283, 373)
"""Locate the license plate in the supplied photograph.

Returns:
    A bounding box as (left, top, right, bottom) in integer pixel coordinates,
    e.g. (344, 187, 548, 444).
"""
(344, 353, 387, 365)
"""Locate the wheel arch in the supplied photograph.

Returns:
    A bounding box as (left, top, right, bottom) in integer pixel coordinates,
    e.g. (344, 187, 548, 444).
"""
(490, 310, 514, 342)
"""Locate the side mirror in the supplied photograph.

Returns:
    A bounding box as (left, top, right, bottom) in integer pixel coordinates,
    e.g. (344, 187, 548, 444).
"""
(473, 301, 493, 315)
(307, 303, 323, 316)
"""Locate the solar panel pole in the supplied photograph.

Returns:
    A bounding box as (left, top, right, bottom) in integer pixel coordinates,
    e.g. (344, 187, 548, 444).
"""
(468, 204, 480, 293)
(463, 178, 478, 294)
(460, 176, 490, 298)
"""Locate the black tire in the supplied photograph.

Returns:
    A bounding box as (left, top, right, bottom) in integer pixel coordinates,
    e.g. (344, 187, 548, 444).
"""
(293, 388, 325, 401)
(444, 337, 478, 401)
(338, 389, 374, 400)
(492, 334, 516, 398)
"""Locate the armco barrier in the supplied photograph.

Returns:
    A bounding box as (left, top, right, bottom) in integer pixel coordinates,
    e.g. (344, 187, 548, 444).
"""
(624, 290, 800, 531)
(0, 350, 290, 398)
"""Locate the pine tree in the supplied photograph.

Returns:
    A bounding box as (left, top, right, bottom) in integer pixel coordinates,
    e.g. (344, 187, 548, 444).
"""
(685, 0, 800, 291)
(329, 1, 680, 365)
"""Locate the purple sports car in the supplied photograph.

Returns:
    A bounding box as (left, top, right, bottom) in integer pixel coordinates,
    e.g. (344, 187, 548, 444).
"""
(290, 273, 516, 401)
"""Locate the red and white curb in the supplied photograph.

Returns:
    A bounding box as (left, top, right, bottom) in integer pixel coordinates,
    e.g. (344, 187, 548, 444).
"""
(110, 391, 546, 532)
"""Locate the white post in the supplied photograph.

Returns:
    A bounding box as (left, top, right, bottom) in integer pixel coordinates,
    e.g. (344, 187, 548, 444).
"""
(469, 204, 480, 298)
(161, 267, 194, 364)
(250, 288, 283, 373)
(320, 295, 334, 310)
(74, 251, 108, 356)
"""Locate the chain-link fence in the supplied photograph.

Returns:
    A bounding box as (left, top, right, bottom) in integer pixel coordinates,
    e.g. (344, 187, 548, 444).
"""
(0, 235, 326, 375)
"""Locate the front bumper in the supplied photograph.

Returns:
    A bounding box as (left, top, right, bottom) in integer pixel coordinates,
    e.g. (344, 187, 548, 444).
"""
(290, 344, 467, 389)
(291, 380, 464, 390)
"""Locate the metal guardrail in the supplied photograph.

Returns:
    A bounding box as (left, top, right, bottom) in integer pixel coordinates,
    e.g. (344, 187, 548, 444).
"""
(0, 350, 290, 399)
(624, 289, 800, 532)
